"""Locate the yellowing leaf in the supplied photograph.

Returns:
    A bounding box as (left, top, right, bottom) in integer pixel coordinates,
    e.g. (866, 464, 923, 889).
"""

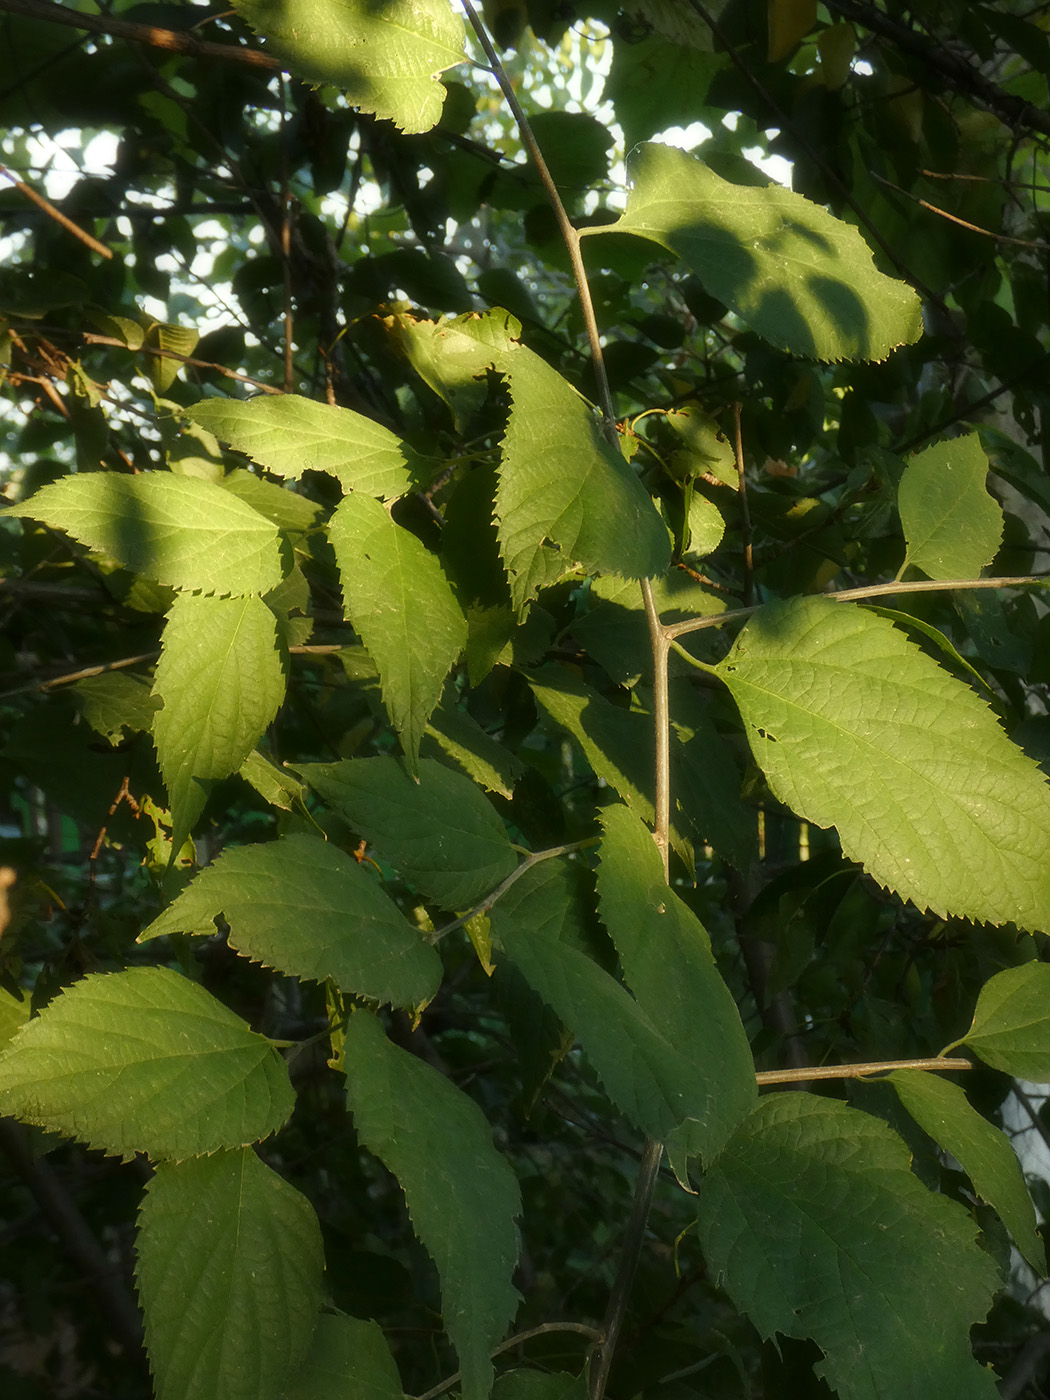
(768, 0, 816, 61)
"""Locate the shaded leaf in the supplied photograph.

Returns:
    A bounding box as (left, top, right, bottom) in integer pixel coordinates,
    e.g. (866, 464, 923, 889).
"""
(0, 968, 293, 1160)
(595, 806, 755, 1161)
(423, 704, 524, 799)
(152, 592, 286, 853)
(139, 833, 441, 1009)
(342, 1010, 520, 1400)
(329, 493, 466, 771)
(492, 862, 732, 1144)
(231, 0, 465, 134)
(297, 755, 517, 909)
(0, 986, 29, 1052)
(715, 596, 1050, 929)
(899, 434, 1004, 579)
(188, 396, 426, 499)
(956, 963, 1050, 1080)
(583, 143, 922, 361)
(697, 1094, 999, 1400)
(888, 1068, 1042, 1272)
(281, 1315, 403, 1400)
(8, 473, 282, 595)
(137, 1149, 324, 1400)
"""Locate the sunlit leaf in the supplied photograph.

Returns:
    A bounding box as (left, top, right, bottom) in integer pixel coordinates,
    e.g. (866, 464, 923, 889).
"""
(0, 968, 293, 1160)
(188, 396, 426, 499)
(583, 143, 922, 361)
(329, 493, 466, 771)
(137, 1149, 323, 1400)
(8, 473, 283, 595)
(899, 434, 1004, 580)
(715, 596, 1050, 929)
(152, 591, 286, 852)
(231, 0, 465, 134)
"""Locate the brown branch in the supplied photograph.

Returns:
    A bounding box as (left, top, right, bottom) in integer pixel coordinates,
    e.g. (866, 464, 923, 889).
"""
(0, 0, 278, 70)
(824, 0, 1050, 140)
(0, 161, 112, 258)
(756, 1056, 972, 1086)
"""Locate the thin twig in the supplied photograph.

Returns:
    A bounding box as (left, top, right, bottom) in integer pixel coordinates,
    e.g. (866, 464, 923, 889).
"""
(664, 574, 1045, 642)
(731, 403, 753, 608)
(869, 170, 1049, 248)
(459, 0, 617, 440)
(412, 1322, 602, 1400)
(640, 579, 671, 878)
(431, 839, 597, 941)
(0, 0, 279, 69)
(0, 162, 112, 259)
(588, 1139, 664, 1400)
(755, 1056, 972, 1086)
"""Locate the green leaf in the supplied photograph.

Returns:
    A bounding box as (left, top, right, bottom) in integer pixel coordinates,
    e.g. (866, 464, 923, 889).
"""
(715, 596, 1050, 929)
(899, 434, 1004, 580)
(138, 833, 441, 1009)
(73, 671, 160, 743)
(188, 396, 427, 499)
(220, 468, 323, 534)
(148, 321, 199, 393)
(393, 313, 668, 607)
(595, 805, 755, 1161)
(297, 756, 518, 909)
(697, 1094, 999, 1400)
(9, 473, 282, 595)
(494, 344, 669, 611)
(0, 967, 293, 1160)
(328, 494, 466, 771)
(582, 143, 922, 362)
(492, 862, 734, 1144)
(423, 704, 524, 799)
(281, 1315, 404, 1400)
(137, 1148, 324, 1400)
(152, 592, 286, 853)
(528, 666, 693, 870)
(231, 0, 465, 134)
(887, 1068, 1042, 1272)
(0, 985, 29, 1052)
(956, 963, 1050, 1080)
(341, 1010, 521, 1400)
(238, 748, 308, 813)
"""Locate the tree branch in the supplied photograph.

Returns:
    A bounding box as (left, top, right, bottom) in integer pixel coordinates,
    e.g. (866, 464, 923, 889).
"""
(823, 0, 1050, 141)
(0, 0, 278, 70)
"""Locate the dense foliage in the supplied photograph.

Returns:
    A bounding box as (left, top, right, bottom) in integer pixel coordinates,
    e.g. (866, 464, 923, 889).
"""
(3, 1, 1050, 1397)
